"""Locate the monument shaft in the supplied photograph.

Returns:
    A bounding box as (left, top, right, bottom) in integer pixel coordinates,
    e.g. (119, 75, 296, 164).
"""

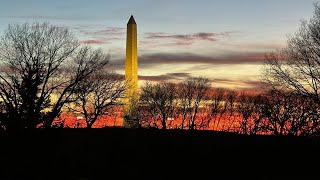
(124, 15, 138, 127)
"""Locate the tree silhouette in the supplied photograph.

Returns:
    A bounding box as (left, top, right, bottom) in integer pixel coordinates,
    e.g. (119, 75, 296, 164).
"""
(208, 88, 226, 130)
(222, 90, 238, 132)
(263, 2, 320, 104)
(237, 92, 267, 135)
(139, 81, 177, 129)
(177, 77, 210, 130)
(257, 90, 320, 136)
(262, 2, 320, 136)
(68, 71, 126, 128)
(237, 92, 256, 134)
(0, 23, 109, 129)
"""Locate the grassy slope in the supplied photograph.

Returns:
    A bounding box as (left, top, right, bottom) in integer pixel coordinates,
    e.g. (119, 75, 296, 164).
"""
(1, 128, 320, 179)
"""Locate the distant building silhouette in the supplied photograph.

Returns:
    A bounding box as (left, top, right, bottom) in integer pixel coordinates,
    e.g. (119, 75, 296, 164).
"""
(123, 15, 139, 128)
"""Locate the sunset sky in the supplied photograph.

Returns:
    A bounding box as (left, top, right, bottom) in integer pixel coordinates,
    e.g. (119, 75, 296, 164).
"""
(0, 0, 316, 90)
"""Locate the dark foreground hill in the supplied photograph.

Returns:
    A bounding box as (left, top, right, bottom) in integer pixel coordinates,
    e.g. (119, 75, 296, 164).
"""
(1, 128, 320, 179)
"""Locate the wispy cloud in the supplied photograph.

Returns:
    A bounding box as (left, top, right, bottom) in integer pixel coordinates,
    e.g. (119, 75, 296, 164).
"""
(139, 73, 191, 81)
(139, 40, 193, 47)
(110, 52, 265, 69)
(213, 78, 265, 91)
(73, 25, 126, 45)
(160, 41, 193, 46)
(139, 52, 265, 67)
(79, 27, 126, 36)
(140, 31, 238, 48)
(79, 39, 108, 44)
(144, 31, 236, 41)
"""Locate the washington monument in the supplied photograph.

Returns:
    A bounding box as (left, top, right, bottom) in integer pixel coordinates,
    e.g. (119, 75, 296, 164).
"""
(123, 15, 139, 128)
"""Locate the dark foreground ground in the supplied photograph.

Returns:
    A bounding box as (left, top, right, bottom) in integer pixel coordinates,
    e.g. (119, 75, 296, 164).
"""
(1, 128, 320, 180)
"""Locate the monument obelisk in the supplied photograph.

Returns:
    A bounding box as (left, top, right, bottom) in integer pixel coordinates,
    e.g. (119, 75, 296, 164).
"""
(123, 15, 139, 128)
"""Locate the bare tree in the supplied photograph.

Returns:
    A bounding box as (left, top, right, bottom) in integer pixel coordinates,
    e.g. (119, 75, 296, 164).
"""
(209, 88, 226, 131)
(263, 2, 320, 104)
(176, 82, 192, 130)
(139, 81, 177, 129)
(177, 77, 210, 130)
(221, 90, 238, 132)
(68, 71, 126, 128)
(138, 105, 160, 129)
(0, 23, 109, 129)
(258, 90, 320, 136)
(254, 90, 288, 135)
(236, 92, 267, 135)
(261, 3, 320, 136)
(237, 92, 255, 134)
(285, 95, 320, 136)
(196, 102, 211, 130)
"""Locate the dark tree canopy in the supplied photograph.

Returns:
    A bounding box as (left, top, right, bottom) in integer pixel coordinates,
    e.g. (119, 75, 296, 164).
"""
(0, 22, 109, 130)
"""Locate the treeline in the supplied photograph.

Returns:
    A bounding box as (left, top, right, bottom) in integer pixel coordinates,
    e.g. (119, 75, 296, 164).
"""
(0, 23, 126, 130)
(137, 79, 320, 136)
(135, 2, 320, 136)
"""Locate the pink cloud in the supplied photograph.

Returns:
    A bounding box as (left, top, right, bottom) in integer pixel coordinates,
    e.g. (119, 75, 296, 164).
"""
(161, 41, 193, 46)
(79, 39, 108, 44)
